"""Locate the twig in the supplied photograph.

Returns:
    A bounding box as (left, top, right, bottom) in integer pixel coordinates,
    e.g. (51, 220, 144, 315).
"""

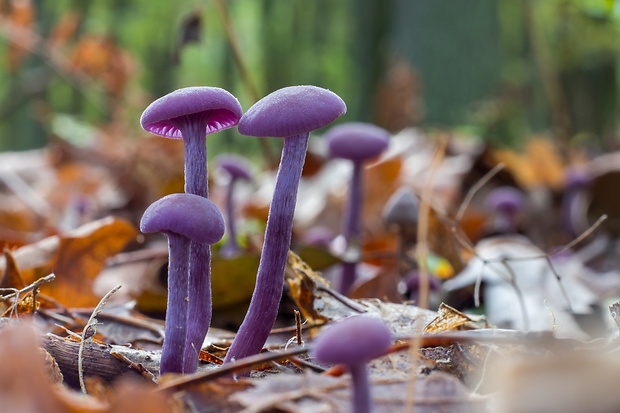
(455, 163, 505, 224)
(407, 136, 447, 413)
(0, 273, 55, 317)
(78, 285, 122, 394)
(157, 346, 310, 393)
(109, 350, 157, 383)
(294, 310, 303, 346)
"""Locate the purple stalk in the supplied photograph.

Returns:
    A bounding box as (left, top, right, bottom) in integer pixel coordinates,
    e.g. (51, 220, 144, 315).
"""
(349, 363, 371, 413)
(160, 234, 190, 374)
(339, 161, 363, 293)
(175, 117, 213, 374)
(223, 134, 308, 363)
(220, 178, 240, 257)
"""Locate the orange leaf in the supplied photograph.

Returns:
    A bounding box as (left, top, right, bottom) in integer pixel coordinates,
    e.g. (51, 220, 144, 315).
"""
(45, 217, 137, 307)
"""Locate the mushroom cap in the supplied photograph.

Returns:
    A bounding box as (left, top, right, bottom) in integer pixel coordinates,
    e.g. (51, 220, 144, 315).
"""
(238, 85, 346, 138)
(311, 316, 391, 365)
(565, 167, 590, 190)
(216, 154, 252, 181)
(140, 87, 242, 139)
(382, 187, 419, 227)
(484, 186, 525, 216)
(325, 122, 389, 162)
(141, 193, 225, 244)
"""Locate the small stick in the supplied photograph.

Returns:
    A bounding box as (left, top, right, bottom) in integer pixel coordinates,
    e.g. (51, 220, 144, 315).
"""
(294, 310, 303, 346)
(78, 285, 122, 394)
(109, 350, 157, 383)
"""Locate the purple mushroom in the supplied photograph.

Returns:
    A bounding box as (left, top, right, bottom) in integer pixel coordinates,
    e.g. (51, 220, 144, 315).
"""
(311, 316, 392, 413)
(223, 86, 346, 363)
(324, 122, 389, 294)
(141, 87, 242, 373)
(140, 193, 225, 375)
(562, 167, 591, 237)
(484, 186, 526, 234)
(216, 154, 253, 258)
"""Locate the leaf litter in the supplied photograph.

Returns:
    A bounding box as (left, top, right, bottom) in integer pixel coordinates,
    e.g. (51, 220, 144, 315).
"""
(2, 126, 620, 413)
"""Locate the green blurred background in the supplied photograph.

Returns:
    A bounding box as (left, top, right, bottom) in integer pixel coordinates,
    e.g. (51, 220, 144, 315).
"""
(0, 0, 618, 155)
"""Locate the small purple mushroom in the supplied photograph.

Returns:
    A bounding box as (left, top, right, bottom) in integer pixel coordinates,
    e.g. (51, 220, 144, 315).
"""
(224, 86, 346, 363)
(140, 193, 225, 375)
(562, 167, 591, 237)
(141, 86, 242, 373)
(484, 186, 526, 234)
(216, 154, 253, 257)
(311, 316, 392, 413)
(324, 122, 390, 294)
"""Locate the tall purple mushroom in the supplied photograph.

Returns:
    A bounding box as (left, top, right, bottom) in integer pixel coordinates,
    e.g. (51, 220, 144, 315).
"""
(224, 85, 346, 363)
(216, 154, 253, 258)
(140, 193, 225, 375)
(324, 122, 389, 294)
(140, 86, 242, 373)
(311, 316, 392, 413)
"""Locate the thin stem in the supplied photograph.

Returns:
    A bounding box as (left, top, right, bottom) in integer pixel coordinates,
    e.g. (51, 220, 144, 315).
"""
(183, 242, 212, 373)
(221, 179, 240, 257)
(338, 161, 363, 294)
(179, 118, 209, 198)
(343, 161, 363, 239)
(349, 363, 371, 413)
(160, 234, 190, 375)
(224, 134, 308, 363)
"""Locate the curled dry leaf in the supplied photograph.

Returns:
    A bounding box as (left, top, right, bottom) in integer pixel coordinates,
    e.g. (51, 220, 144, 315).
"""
(285, 250, 437, 335)
(0, 217, 137, 308)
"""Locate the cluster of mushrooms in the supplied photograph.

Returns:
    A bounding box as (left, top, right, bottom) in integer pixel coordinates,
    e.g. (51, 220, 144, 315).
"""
(139, 85, 395, 412)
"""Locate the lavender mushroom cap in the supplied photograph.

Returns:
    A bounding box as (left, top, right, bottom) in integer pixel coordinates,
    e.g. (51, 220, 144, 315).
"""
(140, 193, 225, 243)
(140, 87, 242, 139)
(238, 85, 346, 137)
(484, 186, 525, 216)
(312, 316, 392, 365)
(325, 122, 389, 162)
(217, 155, 252, 181)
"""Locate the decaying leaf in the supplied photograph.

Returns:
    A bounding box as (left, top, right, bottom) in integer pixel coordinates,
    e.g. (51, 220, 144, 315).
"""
(285, 250, 437, 336)
(424, 303, 487, 333)
(0, 217, 137, 308)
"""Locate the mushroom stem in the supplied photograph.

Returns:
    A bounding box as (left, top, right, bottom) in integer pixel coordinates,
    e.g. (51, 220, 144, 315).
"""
(160, 234, 190, 375)
(349, 363, 371, 413)
(338, 161, 363, 294)
(343, 161, 363, 240)
(224, 134, 308, 363)
(183, 242, 212, 373)
(177, 117, 212, 374)
(178, 116, 209, 197)
(221, 178, 240, 256)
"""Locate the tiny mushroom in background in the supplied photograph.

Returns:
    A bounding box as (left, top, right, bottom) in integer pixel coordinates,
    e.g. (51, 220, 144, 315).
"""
(224, 85, 346, 363)
(311, 316, 392, 413)
(484, 186, 526, 235)
(382, 186, 419, 276)
(561, 167, 591, 238)
(140, 193, 225, 375)
(216, 154, 253, 258)
(140, 86, 243, 373)
(324, 122, 390, 294)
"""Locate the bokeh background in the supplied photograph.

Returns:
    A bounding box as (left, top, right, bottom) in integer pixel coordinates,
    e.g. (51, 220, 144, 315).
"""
(1, 0, 618, 156)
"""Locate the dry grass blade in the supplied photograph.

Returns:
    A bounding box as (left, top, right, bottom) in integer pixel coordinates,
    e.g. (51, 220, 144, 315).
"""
(407, 136, 447, 413)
